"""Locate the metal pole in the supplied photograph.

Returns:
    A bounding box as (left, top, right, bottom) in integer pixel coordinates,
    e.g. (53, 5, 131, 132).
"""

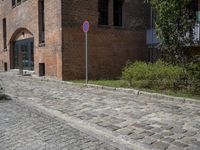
(85, 32, 88, 84)
(150, 6, 154, 63)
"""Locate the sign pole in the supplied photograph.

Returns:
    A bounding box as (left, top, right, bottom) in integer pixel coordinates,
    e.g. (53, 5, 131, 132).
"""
(83, 20, 89, 84)
(85, 32, 88, 84)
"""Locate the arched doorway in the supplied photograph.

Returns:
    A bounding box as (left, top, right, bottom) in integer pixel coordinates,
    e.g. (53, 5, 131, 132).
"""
(10, 28, 34, 71)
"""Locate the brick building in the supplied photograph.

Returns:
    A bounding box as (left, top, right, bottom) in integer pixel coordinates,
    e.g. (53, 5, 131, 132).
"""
(0, 0, 149, 80)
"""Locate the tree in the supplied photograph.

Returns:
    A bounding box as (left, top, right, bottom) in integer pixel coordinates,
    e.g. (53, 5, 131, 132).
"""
(147, 0, 197, 66)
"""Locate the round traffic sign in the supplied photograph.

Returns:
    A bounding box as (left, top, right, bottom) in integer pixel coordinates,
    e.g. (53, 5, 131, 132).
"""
(83, 21, 90, 33)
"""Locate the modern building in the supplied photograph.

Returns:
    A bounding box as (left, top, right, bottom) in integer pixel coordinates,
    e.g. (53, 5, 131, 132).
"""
(0, 0, 149, 80)
(146, 0, 200, 60)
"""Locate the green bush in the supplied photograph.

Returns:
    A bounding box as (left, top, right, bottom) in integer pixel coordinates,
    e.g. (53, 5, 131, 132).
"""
(121, 61, 150, 87)
(122, 60, 184, 90)
(186, 61, 200, 95)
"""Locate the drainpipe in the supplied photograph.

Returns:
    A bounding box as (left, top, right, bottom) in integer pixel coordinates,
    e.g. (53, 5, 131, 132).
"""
(150, 6, 154, 62)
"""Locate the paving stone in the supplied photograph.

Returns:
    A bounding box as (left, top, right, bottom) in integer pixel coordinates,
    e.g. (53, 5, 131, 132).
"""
(130, 134, 145, 140)
(161, 132, 174, 136)
(116, 121, 129, 128)
(0, 72, 200, 150)
(151, 128, 163, 133)
(193, 124, 200, 129)
(194, 140, 200, 146)
(172, 141, 188, 148)
(115, 128, 133, 135)
(186, 145, 200, 150)
(162, 126, 173, 130)
(142, 137, 157, 145)
(162, 137, 175, 143)
(185, 131, 197, 137)
(97, 121, 110, 127)
(106, 125, 121, 131)
(181, 137, 197, 145)
(143, 125, 154, 130)
(171, 134, 185, 140)
(141, 131, 155, 136)
(132, 123, 145, 128)
(172, 127, 187, 134)
(167, 145, 184, 150)
(152, 134, 164, 140)
(0, 101, 119, 150)
(152, 141, 169, 150)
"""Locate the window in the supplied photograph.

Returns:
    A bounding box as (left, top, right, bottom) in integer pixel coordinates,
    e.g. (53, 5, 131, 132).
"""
(17, 0, 21, 5)
(12, 0, 27, 8)
(38, 0, 45, 44)
(39, 63, 45, 76)
(98, 0, 109, 25)
(12, 0, 16, 7)
(113, 0, 123, 27)
(3, 18, 7, 49)
(189, 0, 198, 12)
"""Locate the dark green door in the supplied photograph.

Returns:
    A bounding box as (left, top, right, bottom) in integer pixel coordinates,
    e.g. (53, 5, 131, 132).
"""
(13, 38, 34, 71)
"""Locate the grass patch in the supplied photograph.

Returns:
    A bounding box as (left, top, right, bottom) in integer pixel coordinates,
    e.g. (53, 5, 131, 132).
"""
(71, 80, 200, 100)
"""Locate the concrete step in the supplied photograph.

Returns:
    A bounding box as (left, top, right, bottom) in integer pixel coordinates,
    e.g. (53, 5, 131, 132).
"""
(9, 69, 35, 76)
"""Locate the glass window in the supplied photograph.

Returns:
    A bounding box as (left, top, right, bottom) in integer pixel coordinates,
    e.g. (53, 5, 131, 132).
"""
(12, 0, 16, 7)
(114, 0, 123, 27)
(17, 0, 21, 5)
(39, 0, 45, 44)
(3, 18, 7, 49)
(98, 0, 109, 25)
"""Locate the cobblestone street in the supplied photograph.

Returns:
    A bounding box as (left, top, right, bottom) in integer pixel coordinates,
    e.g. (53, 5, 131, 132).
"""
(0, 71, 200, 150)
(0, 100, 120, 150)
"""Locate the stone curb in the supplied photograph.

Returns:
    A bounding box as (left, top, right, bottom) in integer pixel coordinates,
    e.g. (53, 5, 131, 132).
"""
(25, 75, 200, 105)
(57, 80, 200, 105)
(85, 84, 200, 104)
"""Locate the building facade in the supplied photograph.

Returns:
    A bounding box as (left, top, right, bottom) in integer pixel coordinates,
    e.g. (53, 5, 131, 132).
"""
(0, 0, 149, 80)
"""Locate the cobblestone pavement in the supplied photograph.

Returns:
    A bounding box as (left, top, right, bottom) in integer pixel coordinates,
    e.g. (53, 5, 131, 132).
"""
(0, 71, 200, 150)
(0, 100, 120, 150)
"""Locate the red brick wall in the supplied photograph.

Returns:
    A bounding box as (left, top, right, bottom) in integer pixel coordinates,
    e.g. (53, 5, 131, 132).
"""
(0, 0, 149, 80)
(61, 0, 149, 80)
(62, 27, 147, 80)
(0, 0, 63, 79)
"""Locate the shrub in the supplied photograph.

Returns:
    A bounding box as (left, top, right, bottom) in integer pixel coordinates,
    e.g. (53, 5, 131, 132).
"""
(122, 60, 184, 90)
(122, 61, 151, 87)
(186, 61, 200, 95)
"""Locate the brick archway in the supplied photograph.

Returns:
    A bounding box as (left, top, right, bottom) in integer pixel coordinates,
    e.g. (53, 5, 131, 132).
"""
(10, 28, 34, 70)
